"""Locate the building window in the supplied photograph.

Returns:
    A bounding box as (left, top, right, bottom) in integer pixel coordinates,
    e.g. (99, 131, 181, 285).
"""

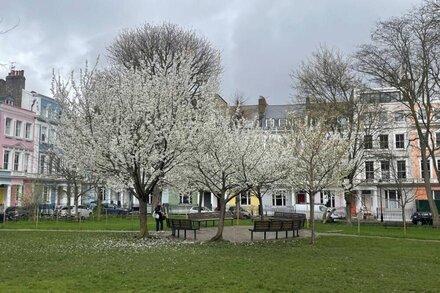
(433, 191, 440, 200)
(5, 117, 12, 136)
(395, 134, 405, 149)
(265, 119, 274, 129)
(41, 106, 48, 118)
(179, 194, 192, 204)
(13, 152, 20, 171)
(240, 192, 251, 206)
(48, 157, 53, 175)
(397, 160, 406, 179)
(421, 159, 431, 180)
(381, 161, 390, 180)
(272, 190, 287, 206)
(3, 150, 10, 169)
(278, 119, 287, 129)
(436, 132, 440, 148)
(379, 134, 389, 149)
(25, 123, 32, 139)
(43, 186, 50, 203)
(15, 120, 22, 137)
(364, 135, 373, 149)
(385, 190, 400, 209)
(24, 153, 30, 173)
(322, 191, 335, 208)
(40, 155, 46, 174)
(41, 126, 47, 142)
(365, 161, 374, 180)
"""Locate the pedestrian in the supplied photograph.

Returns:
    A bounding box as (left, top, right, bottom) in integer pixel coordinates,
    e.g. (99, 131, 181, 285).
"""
(154, 204, 165, 231)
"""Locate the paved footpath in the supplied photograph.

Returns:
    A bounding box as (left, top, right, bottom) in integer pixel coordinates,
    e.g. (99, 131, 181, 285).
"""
(168, 225, 311, 242)
(0, 225, 311, 243)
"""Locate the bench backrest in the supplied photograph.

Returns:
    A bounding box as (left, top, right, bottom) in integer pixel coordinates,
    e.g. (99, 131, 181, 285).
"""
(188, 211, 234, 220)
(269, 220, 283, 230)
(253, 220, 271, 231)
(170, 218, 194, 229)
(281, 220, 293, 230)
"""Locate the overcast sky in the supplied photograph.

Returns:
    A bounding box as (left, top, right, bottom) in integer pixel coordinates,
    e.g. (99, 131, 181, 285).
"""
(0, 0, 421, 105)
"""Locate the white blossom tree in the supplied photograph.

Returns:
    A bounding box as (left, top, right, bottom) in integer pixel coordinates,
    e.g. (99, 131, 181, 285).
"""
(240, 130, 291, 219)
(53, 57, 218, 237)
(175, 112, 267, 241)
(283, 113, 352, 244)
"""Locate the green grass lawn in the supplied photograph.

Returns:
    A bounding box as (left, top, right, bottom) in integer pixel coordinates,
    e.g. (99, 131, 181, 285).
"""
(315, 221, 440, 240)
(0, 215, 250, 232)
(0, 230, 439, 292)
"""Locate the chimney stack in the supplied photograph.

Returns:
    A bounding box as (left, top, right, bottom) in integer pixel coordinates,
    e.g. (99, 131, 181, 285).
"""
(5, 69, 26, 107)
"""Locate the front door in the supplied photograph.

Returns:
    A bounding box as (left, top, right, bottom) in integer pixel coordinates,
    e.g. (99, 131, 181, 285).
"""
(203, 192, 212, 210)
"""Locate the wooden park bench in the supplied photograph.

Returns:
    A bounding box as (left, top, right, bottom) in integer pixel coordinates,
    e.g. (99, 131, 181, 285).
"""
(168, 218, 200, 240)
(187, 211, 234, 228)
(249, 219, 301, 240)
(272, 211, 306, 229)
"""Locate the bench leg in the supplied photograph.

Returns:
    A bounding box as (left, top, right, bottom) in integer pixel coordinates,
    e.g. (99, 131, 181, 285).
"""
(194, 230, 197, 240)
(276, 231, 278, 239)
(184, 230, 187, 240)
(264, 232, 266, 240)
(285, 231, 288, 238)
(177, 229, 180, 238)
(251, 231, 253, 241)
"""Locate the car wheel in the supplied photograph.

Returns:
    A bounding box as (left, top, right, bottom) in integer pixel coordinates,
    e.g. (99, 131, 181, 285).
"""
(417, 220, 423, 225)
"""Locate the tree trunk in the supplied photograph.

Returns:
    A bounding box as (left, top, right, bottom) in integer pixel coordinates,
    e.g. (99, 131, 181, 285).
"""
(139, 199, 149, 238)
(210, 195, 225, 241)
(309, 190, 316, 245)
(402, 208, 407, 236)
(258, 195, 264, 220)
(67, 183, 72, 216)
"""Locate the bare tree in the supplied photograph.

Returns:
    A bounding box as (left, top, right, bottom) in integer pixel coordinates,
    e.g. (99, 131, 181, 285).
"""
(284, 112, 352, 244)
(291, 45, 380, 225)
(355, 0, 440, 227)
(107, 22, 221, 101)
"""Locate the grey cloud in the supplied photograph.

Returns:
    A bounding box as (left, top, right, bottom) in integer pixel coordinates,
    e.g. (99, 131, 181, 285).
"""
(0, 0, 420, 104)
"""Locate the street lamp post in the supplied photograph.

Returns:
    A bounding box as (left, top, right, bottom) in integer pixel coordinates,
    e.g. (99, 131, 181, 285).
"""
(378, 179, 384, 222)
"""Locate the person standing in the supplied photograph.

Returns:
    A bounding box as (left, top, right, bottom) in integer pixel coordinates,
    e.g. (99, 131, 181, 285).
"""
(154, 204, 165, 231)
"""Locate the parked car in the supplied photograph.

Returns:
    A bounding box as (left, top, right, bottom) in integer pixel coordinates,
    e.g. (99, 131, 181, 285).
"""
(188, 206, 212, 214)
(411, 211, 432, 225)
(57, 206, 93, 219)
(327, 207, 346, 221)
(228, 206, 252, 219)
(5, 206, 30, 220)
(100, 203, 130, 215)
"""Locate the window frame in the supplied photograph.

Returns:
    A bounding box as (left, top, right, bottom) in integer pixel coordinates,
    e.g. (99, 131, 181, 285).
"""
(364, 135, 373, 149)
(365, 161, 375, 180)
(15, 120, 22, 138)
(3, 150, 10, 170)
(5, 117, 12, 136)
(395, 134, 405, 149)
(379, 134, 389, 149)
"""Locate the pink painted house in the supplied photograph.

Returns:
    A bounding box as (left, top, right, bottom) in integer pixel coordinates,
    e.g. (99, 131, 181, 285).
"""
(0, 102, 35, 207)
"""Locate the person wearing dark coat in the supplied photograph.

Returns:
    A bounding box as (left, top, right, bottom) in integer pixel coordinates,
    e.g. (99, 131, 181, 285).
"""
(154, 204, 165, 231)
